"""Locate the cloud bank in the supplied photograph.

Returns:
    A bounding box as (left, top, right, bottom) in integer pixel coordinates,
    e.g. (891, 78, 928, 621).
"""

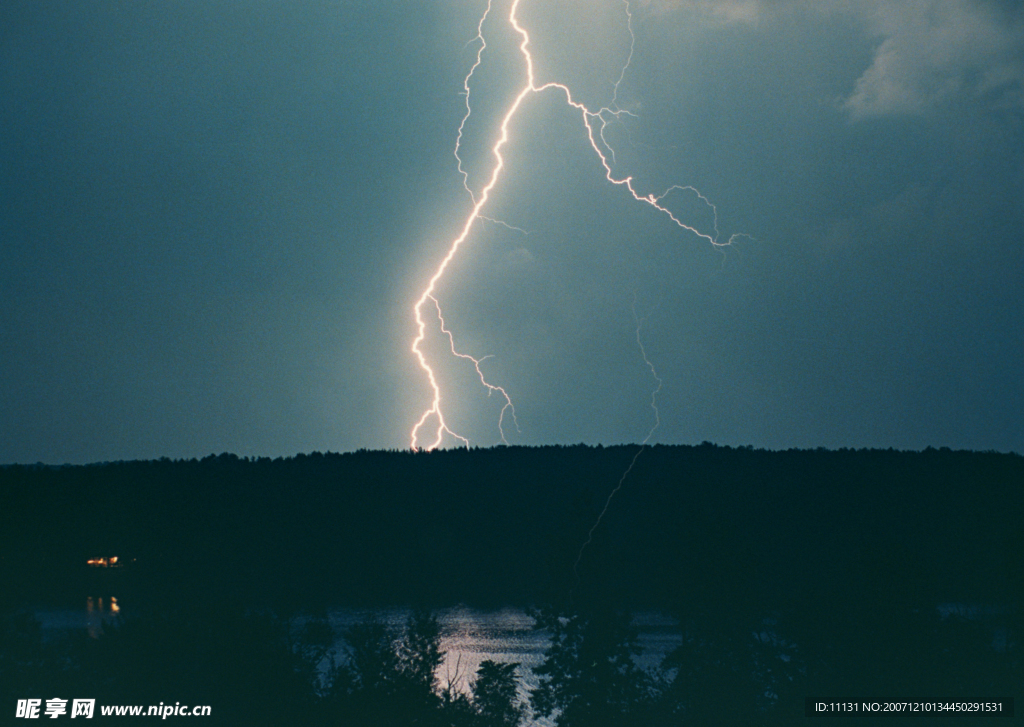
(844, 0, 1024, 118)
(648, 0, 1024, 117)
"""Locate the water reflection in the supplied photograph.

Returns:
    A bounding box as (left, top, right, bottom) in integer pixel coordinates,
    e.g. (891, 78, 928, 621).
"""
(434, 607, 547, 700)
(22, 600, 1011, 726)
(84, 595, 120, 638)
(325, 606, 681, 726)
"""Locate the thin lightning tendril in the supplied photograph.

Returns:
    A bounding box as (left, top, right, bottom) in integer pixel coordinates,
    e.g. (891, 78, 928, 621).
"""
(455, 3, 492, 203)
(411, 0, 739, 451)
(429, 295, 520, 445)
(573, 298, 662, 585)
(479, 215, 530, 235)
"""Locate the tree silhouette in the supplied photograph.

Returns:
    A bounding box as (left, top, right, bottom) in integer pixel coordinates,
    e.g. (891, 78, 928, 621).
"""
(330, 613, 443, 725)
(531, 609, 660, 727)
(471, 660, 524, 727)
(328, 611, 525, 727)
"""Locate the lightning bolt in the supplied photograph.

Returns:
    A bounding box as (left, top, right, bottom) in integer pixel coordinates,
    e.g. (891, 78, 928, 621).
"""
(429, 294, 520, 445)
(410, 0, 740, 451)
(454, 0, 491, 204)
(573, 297, 662, 584)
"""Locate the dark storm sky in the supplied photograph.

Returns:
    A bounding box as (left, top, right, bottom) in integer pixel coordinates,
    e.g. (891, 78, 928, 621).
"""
(2, 0, 1022, 463)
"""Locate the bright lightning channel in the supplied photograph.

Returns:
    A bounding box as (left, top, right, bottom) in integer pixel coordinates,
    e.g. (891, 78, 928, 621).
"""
(410, 0, 740, 451)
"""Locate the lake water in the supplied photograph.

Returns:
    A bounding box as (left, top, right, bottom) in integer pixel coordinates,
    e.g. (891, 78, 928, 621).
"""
(325, 606, 681, 696)
(31, 598, 1010, 725)
(34, 599, 682, 726)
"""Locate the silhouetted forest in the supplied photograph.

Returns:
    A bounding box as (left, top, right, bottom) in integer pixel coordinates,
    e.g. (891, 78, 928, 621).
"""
(1, 445, 1020, 724)
(1, 598, 1017, 725)
(2, 444, 1020, 608)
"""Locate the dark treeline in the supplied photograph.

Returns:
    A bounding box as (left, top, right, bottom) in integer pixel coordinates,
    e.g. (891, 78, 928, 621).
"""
(2, 607, 529, 726)
(1, 444, 1021, 723)
(1, 444, 1020, 609)
(2, 601, 1016, 726)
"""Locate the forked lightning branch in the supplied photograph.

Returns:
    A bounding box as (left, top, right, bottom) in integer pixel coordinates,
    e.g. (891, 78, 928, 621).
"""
(410, 0, 740, 451)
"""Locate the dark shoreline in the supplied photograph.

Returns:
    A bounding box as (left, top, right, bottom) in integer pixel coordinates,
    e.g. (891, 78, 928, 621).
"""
(2, 444, 1021, 609)
(3, 444, 1020, 725)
